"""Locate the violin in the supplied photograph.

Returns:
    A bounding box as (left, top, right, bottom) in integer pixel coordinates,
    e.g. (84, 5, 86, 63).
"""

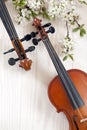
(32, 18, 87, 130)
(0, 0, 32, 70)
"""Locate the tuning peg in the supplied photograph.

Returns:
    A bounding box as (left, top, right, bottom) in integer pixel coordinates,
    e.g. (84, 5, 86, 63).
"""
(3, 34, 32, 55)
(42, 23, 51, 28)
(32, 38, 41, 45)
(25, 46, 35, 52)
(46, 26, 55, 34)
(3, 48, 15, 54)
(21, 34, 31, 41)
(8, 46, 35, 66)
(30, 32, 38, 38)
(8, 57, 19, 66)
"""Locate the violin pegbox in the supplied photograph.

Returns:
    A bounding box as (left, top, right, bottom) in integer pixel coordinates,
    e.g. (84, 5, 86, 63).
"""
(32, 18, 55, 45)
(3, 34, 35, 69)
(32, 26, 55, 45)
(7, 46, 35, 67)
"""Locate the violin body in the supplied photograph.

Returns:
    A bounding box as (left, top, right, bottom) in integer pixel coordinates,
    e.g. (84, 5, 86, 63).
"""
(48, 69, 87, 130)
(32, 18, 87, 130)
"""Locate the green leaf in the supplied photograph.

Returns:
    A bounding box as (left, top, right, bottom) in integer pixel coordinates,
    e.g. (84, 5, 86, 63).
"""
(25, 16, 30, 20)
(80, 24, 85, 29)
(79, 1, 87, 5)
(68, 54, 74, 61)
(30, 10, 37, 18)
(63, 56, 68, 61)
(72, 27, 80, 32)
(13, 0, 27, 7)
(80, 28, 86, 37)
(73, 24, 86, 37)
(42, 11, 50, 19)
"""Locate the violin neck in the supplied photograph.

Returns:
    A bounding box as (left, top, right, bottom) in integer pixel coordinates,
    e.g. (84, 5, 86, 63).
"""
(43, 37, 84, 109)
(0, 0, 18, 40)
(0, 0, 27, 60)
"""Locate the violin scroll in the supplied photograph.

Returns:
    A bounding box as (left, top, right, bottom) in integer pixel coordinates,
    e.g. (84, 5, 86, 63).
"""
(19, 58, 32, 70)
(32, 18, 48, 40)
(32, 18, 42, 27)
(8, 57, 32, 70)
(8, 46, 35, 70)
(32, 18, 55, 42)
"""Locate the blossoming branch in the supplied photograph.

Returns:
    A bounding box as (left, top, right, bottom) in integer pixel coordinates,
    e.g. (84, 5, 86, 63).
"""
(12, 0, 87, 60)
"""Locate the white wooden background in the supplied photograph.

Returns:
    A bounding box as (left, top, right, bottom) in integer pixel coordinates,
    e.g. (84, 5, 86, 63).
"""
(0, 1, 87, 130)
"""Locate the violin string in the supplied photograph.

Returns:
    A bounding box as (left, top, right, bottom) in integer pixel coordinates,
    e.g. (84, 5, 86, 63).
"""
(47, 38, 87, 121)
(43, 38, 78, 107)
(47, 38, 84, 108)
(0, 0, 23, 50)
(0, 0, 18, 40)
(45, 40, 87, 125)
(43, 38, 85, 119)
(2, 0, 18, 39)
(43, 38, 74, 91)
(46, 38, 84, 104)
(0, 0, 18, 47)
(0, 0, 26, 59)
(46, 38, 87, 121)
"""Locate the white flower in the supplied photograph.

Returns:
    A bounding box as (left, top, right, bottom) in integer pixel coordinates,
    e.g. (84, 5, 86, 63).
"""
(28, 0, 41, 9)
(15, 14, 23, 24)
(62, 37, 74, 54)
(12, 0, 87, 60)
(21, 8, 27, 17)
(59, 36, 74, 60)
(46, 0, 76, 20)
(47, 0, 60, 18)
(27, 0, 45, 14)
(21, 8, 31, 18)
(59, 0, 76, 21)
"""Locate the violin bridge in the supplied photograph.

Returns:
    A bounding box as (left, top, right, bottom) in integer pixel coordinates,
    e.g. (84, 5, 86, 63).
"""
(80, 118, 87, 123)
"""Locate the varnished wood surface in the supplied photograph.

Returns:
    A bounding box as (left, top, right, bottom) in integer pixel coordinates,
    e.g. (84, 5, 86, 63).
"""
(0, 1, 87, 130)
(48, 69, 87, 130)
